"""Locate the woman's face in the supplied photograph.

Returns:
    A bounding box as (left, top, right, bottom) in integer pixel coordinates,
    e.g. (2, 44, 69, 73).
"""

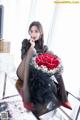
(29, 26, 41, 41)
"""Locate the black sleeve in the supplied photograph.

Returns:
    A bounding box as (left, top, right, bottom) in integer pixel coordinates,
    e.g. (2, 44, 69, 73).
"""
(43, 45, 48, 53)
(21, 39, 31, 59)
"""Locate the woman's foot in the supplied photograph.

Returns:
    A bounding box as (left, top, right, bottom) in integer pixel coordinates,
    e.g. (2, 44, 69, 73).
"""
(62, 101, 72, 110)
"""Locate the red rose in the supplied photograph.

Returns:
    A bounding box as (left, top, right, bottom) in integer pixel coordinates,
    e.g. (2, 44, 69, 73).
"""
(36, 53, 60, 70)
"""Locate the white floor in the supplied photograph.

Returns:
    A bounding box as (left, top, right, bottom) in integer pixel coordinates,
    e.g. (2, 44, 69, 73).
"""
(0, 72, 80, 120)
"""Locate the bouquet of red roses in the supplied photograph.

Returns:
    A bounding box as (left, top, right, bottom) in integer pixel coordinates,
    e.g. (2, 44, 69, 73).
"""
(31, 53, 63, 75)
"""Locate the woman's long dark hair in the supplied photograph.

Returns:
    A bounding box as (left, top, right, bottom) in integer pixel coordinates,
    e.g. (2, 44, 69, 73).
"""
(28, 21, 44, 53)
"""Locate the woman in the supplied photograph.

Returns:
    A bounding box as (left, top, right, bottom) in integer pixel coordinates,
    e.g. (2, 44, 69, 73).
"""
(21, 21, 48, 60)
(16, 21, 72, 116)
(16, 21, 49, 115)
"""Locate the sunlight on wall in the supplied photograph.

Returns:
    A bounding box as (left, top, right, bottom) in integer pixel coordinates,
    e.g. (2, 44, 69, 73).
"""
(0, 0, 31, 68)
(1, 0, 55, 68)
(50, 4, 80, 95)
(1, 0, 80, 96)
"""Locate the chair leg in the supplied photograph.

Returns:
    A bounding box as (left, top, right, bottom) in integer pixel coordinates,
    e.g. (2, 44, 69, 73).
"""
(2, 72, 7, 99)
(32, 112, 41, 120)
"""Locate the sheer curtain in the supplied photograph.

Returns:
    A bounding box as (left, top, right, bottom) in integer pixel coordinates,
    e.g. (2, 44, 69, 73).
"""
(48, 4, 80, 96)
(1, 0, 56, 67)
(1, 0, 80, 109)
(1, 0, 80, 96)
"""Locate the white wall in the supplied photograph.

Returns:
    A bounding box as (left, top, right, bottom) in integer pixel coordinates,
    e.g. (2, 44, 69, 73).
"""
(1, 0, 80, 96)
(50, 4, 80, 96)
(0, 0, 55, 68)
(0, 0, 33, 68)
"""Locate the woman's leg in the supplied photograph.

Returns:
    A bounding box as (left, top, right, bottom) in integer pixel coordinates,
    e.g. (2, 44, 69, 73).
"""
(16, 57, 27, 81)
(54, 72, 68, 102)
(54, 72, 72, 110)
(16, 46, 33, 81)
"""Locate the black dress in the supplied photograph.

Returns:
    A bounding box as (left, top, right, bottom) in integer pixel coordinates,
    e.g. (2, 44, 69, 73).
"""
(21, 39, 48, 59)
(19, 39, 68, 112)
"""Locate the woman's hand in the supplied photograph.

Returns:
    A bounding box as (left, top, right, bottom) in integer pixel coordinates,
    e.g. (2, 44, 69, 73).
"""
(30, 38, 35, 48)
